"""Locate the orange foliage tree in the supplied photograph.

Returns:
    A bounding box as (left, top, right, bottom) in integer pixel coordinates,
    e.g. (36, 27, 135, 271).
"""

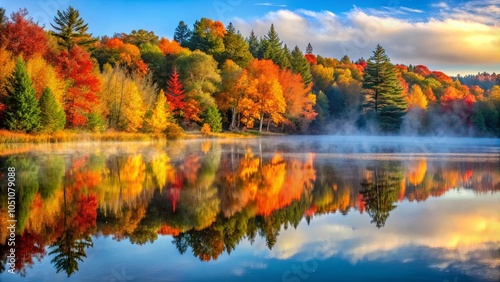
(243, 59, 286, 132)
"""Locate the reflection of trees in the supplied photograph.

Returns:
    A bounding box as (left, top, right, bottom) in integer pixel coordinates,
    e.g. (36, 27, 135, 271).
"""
(48, 157, 98, 277)
(1, 141, 499, 272)
(360, 163, 403, 228)
(6, 156, 40, 233)
(49, 232, 93, 277)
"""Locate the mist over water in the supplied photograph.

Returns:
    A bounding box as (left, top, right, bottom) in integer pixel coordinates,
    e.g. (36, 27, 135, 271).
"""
(0, 136, 498, 282)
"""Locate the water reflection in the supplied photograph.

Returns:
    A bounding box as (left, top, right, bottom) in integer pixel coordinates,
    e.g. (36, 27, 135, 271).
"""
(0, 138, 498, 280)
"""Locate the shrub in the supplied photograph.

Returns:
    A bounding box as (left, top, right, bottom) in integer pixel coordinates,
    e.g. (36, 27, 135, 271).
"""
(201, 123, 211, 136)
(164, 122, 184, 139)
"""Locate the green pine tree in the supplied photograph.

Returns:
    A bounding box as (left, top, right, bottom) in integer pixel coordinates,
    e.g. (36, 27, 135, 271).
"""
(204, 106, 222, 133)
(174, 20, 192, 47)
(363, 44, 407, 132)
(261, 24, 288, 68)
(217, 23, 253, 68)
(306, 43, 313, 55)
(290, 46, 312, 85)
(39, 87, 66, 133)
(247, 30, 260, 59)
(281, 44, 292, 69)
(4, 57, 41, 132)
(51, 6, 96, 51)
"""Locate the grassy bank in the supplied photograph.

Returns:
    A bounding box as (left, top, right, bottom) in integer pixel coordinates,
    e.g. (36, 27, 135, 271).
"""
(0, 129, 276, 143)
(0, 130, 166, 143)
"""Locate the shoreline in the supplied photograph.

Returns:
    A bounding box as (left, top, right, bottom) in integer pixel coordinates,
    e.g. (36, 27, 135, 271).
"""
(0, 130, 282, 144)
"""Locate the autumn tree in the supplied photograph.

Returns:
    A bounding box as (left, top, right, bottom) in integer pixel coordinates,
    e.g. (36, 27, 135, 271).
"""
(278, 69, 316, 132)
(0, 47, 15, 115)
(51, 6, 96, 52)
(216, 60, 247, 130)
(26, 55, 65, 101)
(407, 84, 428, 109)
(174, 21, 192, 47)
(311, 64, 334, 92)
(363, 44, 407, 132)
(55, 45, 100, 127)
(99, 65, 146, 131)
(3, 57, 41, 132)
(243, 59, 286, 132)
(158, 38, 185, 56)
(165, 67, 186, 121)
(39, 87, 66, 132)
(4, 9, 47, 59)
(147, 90, 171, 134)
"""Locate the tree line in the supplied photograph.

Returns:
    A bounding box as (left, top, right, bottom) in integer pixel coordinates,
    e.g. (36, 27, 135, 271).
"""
(0, 7, 499, 136)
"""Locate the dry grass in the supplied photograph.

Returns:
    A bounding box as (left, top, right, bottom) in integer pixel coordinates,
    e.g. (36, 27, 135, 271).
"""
(0, 130, 165, 143)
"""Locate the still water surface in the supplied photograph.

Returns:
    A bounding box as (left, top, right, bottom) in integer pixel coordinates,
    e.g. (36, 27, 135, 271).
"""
(0, 136, 499, 281)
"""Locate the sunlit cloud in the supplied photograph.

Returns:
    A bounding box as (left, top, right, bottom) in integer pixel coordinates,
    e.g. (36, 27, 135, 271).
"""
(251, 191, 500, 281)
(233, 1, 500, 75)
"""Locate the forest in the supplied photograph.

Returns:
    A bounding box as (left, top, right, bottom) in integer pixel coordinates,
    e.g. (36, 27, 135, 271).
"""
(0, 7, 499, 137)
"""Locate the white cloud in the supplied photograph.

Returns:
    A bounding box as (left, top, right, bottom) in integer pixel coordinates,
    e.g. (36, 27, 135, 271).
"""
(254, 2, 287, 7)
(232, 2, 500, 75)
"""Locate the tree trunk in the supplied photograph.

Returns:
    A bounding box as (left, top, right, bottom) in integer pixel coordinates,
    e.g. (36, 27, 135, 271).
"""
(230, 106, 237, 130)
(267, 118, 271, 132)
(259, 114, 264, 132)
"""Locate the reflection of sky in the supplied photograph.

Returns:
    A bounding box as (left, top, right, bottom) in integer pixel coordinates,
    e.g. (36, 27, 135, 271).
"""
(4, 190, 498, 282)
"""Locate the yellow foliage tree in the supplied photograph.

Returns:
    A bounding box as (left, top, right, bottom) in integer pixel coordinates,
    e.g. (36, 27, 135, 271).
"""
(26, 54, 65, 103)
(0, 47, 15, 102)
(148, 90, 171, 134)
(407, 84, 428, 109)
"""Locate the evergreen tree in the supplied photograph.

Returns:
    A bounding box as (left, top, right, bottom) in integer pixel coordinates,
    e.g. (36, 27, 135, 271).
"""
(174, 20, 192, 47)
(363, 44, 407, 132)
(281, 44, 292, 69)
(247, 30, 260, 59)
(306, 43, 313, 55)
(204, 105, 222, 133)
(4, 57, 41, 132)
(261, 24, 288, 68)
(51, 6, 96, 51)
(188, 18, 225, 55)
(39, 87, 66, 132)
(290, 46, 312, 85)
(217, 23, 253, 68)
(340, 55, 351, 65)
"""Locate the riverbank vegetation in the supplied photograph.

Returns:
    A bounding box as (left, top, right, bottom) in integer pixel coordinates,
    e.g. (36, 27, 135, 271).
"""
(0, 7, 499, 142)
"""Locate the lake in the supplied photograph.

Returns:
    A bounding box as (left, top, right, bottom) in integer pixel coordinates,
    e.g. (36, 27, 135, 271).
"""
(0, 136, 499, 282)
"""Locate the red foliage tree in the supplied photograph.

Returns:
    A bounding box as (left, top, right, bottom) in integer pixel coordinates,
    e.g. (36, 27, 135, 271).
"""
(431, 71, 453, 84)
(414, 65, 431, 77)
(165, 67, 186, 118)
(55, 46, 101, 127)
(4, 9, 47, 59)
(304, 54, 317, 65)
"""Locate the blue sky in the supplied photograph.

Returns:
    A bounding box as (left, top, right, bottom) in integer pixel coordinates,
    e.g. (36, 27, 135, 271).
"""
(1, 0, 499, 75)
